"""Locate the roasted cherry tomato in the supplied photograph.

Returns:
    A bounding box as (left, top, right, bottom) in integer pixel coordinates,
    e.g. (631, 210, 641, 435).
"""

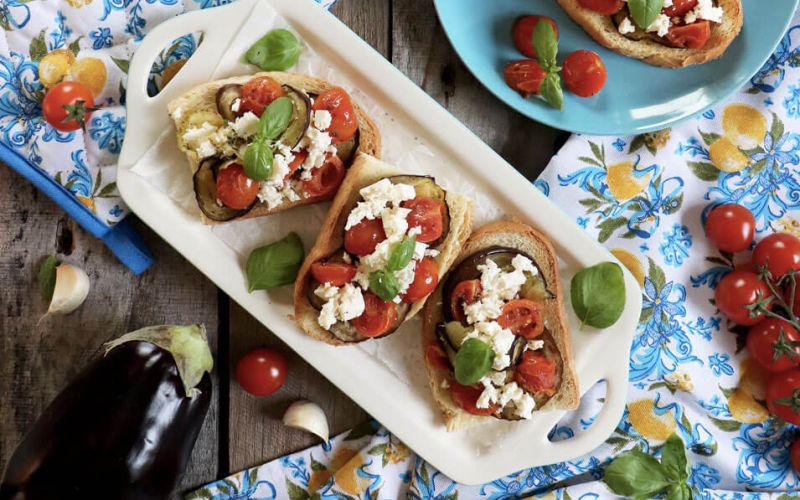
(715, 271, 773, 326)
(425, 342, 452, 371)
(286, 150, 308, 179)
(765, 369, 800, 425)
(353, 292, 396, 337)
(42, 81, 95, 131)
(665, 21, 712, 49)
(302, 154, 346, 198)
(562, 50, 607, 98)
(311, 261, 357, 286)
(312, 87, 358, 143)
(577, 0, 625, 15)
(753, 233, 800, 279)
(239, 76, 284, 117)
(503, 60, 547, 98)
(497, 299, 544, 339)
(450, 382, 497, 416)
(792, 440, 800, 475)
(514, 350, 557, 396)
(402, 257, 439, 303)
(747, 318, 800, 373)
(663, 0, 698, 16)
(402, 197, 446, 243)
(450, 279, 482, 324)
(235, 348, 288, 397)
(216, 163, 259, 209)
(705, 203, 755, 253)
(344, 218, 387, 256)
(512, 16, 559, 58)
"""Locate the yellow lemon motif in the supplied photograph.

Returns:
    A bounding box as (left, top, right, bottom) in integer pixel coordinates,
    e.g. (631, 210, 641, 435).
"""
(709, 137, 750, 173)
(776, 217, 800, 238)
(728, 388, 769, 424)
(331, 448, 369, 496)
(77, 195, 96, 213)
(70, 57, 107, 97)
(606, 161, 649, 202)
(65, 0, 93, 6)
(611, 248, 645, 288)
(38, 49, 75, 88)
(161, 59, 187, 88)
(628, 398, 677, 442)
(644, 129, 672, 152)
(739, 357, 768, 401)
(722, 104, 767, 150)
(307, 469, 331, 494)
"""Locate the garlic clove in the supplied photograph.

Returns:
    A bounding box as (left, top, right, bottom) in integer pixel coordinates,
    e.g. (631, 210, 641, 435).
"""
(48, 263, 90, 315)
(282, 400, 329, 442)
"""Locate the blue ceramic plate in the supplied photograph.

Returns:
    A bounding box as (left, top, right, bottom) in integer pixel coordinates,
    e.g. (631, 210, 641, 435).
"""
(434, 0, 798, 135)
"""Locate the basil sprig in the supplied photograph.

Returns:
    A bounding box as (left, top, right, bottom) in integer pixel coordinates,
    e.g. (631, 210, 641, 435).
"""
(604, 433, 693, 500)
(368, 235, 417, 301)
(387, 234, 416, 272)
(245, 232, 305, 292)
(454, 338, 494, 385)
(628, 0, 666, 30)
(570, 261, 626, 329)
(245, 29, 301, 71)
(532, 20, 563, 110)
(242, 96, 293, 181)
(38, 255, 59, 301)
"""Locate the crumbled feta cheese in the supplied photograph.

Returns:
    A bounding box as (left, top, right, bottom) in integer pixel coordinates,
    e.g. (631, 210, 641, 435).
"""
(354, 239, 394, 288)
(425, 249, 440, 258)
(298, 127, 336, 171)
(526, 339, 545, 352)
(182, 122, 217, 148)
(498, 382, 524, 407)
(462, 259, 531, 324)
(381, 206, 412, 240)
(314, 283, 365, 329)
(481, 371, 507, 387)
(688, 0, 723, 23)
(257, 184, 284, 209)
(231, 111, 260, 138)
(618, 17, 636, 35)
(345, 179, 417, 230)
(413, 241, 429, 261)
(663, 0, 673, 7)
(476, 383, 498, 409)
(312, 109, 332, 130)
(646, 13, 671, 37)
(196, 140, 216, 159)
(394, 260, 417, 303)
(512, 254, 537, 275)
(684, 10, 697, 23)
(342, 253, 353, 264)
(231, 98, 241, 113)
(514, 393, 536, 419)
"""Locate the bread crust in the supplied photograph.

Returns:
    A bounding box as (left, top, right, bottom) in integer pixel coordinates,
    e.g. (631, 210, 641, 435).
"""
(168, 72, 381, 224)
(557, 0, 743, 68)
(421, 221, 579, 431)
(293, 154, 473, 345)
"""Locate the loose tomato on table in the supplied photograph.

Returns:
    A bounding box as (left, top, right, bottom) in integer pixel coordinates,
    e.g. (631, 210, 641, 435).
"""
(311, 261, 357, 286)
(42, 81, 95, 131)
(704, 203, 755, 253)
(512, 16, 559, 58)
(752, 233, 800, 279)
(746, 318, 800, 373)
(301, 154, 346, 198)
(344, 218, 387, 256)
(450, 279, 482, 324)
(514, 350, 557, 396)
(450, 382, 497, 416)
(235, 348, 288, 397)
(216, 163, 260, 209)
(239, 76, 284, 117)
(312, 87, 358, 143)
(765, 369, 800, 425)
(353, 292, 396, 337)
(562, 50, 606, 98)
(665, 21, 712, 49)
(497, 299, 544, 339)
(425, 341, 451, 371)
(401, 257, 439, 303)
(577, 0, 625, 15)
(402, 197, 446, 243)
(503, 60, 547, 98)
(663, 0, 698, 16)
(715, 271, 773, 325)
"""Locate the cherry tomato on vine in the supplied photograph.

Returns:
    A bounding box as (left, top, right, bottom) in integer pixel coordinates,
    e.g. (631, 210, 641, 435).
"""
(746, 318, 800, 373)
(562, 50, 607, 98)
(235, 348, 288, 397)
(704, 203, 755, 253)
(752, 233, 800, 279)
(715, 271, 773, 326)
(512, 16, 558, 58)
(765, 369, 800, 425)
(42, 81, 95, 131)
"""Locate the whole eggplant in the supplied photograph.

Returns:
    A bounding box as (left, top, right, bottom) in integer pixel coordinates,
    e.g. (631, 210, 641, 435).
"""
(0, 324, 214, 500)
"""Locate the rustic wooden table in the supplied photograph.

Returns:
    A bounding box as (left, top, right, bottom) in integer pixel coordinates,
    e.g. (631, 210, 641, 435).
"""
(0, 0, 565, 494)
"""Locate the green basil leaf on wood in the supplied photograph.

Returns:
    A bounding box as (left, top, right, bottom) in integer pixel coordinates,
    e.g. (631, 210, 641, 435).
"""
(246, 232, 304, 291)
(454, 338, 495, 385)
(245, 29, 302, 71)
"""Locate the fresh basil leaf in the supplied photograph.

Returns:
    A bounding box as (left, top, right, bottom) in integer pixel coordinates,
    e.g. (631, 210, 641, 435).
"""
(661, 433, 689, 481)
(533, 20, 558, 71)
(454, 338, 495, 385)
(387, 235, 416, 272)
(666, 483, 692, 500)
(539, 72, 563, 111)
(628, 0, 665, 30)
(259, 96, 294, 140)
(603, 449, 670, 500)
(245, 29, 302, 71)
(38, 255, 59, 301)
(246, 232, 304, 291)
(243, 137, 273, 181)
(369, 270, 400, 301)
(571, 261, 626, 329)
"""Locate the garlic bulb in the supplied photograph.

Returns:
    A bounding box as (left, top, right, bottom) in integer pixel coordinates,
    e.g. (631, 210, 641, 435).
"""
(282, 400, 329, 442)
(48, 263, 90, 315)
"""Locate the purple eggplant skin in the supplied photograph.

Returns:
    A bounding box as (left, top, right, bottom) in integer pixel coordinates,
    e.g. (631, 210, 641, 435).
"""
(0, 325, 213, 500)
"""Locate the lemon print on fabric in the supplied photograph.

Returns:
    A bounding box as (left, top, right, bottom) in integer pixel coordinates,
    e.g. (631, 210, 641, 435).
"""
(307, 447, 359, 493)
(65, 0, 93, 6)
(628, 398, 676, 442)
(709, 136, 750, 173)
(332, 448, 371, 496)
(722, 104, 767, 150)
(38, 49, 75, 88)
(606, 161, 651, 201)
(777, 217, 800, 238)
(71, 57, 107, 97)
(728, 387, 769, 424)
(77, 195, 96, 213)
(162, 60, 187, 88)
(610, 248, 645, 288)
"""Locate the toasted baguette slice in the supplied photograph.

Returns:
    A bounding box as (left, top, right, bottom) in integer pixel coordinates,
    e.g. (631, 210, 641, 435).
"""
(557, 0, 743, 67)
(421, 220, 579, 432)
(168, 72, 380, 224)
(294, 154, 473, 346)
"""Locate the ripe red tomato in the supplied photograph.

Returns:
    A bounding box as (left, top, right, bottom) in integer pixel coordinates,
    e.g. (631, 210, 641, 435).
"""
(665, 21, 712, 49)
(577, 0, 625, 15)
(353, 292, 396, 337)
(302, 154, 345, 198)
(402, 197, 446, 243)
(792, 440, 800, 475)
(311, 261, 357, 286)
(497, 299, 544, 339)
(239, 76, 284, 117)
(344, 218, 387, 256)
(765, 369, 800, 425)
(425, 341, 451, 371)
(747, 318, 800, 373)
(705, 204, 755, 253)
(514, 350, 557, 396)
(562, 50, 607, 98)
(512, 16, 559, 58)
(786, 284, 800, 318)
(216, 163, 259, 209)
(450, 279, 482, 324)
(503, 60, 547, 98)
(401, 257, 439, 303)
(286, 150, 307, 179)
(663, 0, 698, 16)
(450, 382, 497, 416)
(753, 233, 800, 279)
(42, 81, 95, 131)
(235, 348, 288, 397)
(715, 271, 773, 325)
(312, 87, 358, 143)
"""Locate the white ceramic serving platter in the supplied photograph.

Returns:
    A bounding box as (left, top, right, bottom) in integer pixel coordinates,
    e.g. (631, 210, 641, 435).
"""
(118, 0, 642, 484)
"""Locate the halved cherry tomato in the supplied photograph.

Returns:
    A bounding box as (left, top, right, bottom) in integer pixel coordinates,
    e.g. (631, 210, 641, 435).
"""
(765, 369, 800, 425)
(286, 150, 308, 179)
(425, 342, 452, 371)
(705, 203, 755, 254)
(503, 60, 547, 98)
(235, 348, 287, 397)
(216, 163, 259, 209)
(792, 440, 800, 475)
(311, 261, 357, 286)
(514, 350, 557, 396)
(450, 382, 497, 416)
(353, 292, 396, 337)
(302, 154, 346, 198)
(512, 16, 559, 58)
(715, 271, 773, 326)
(402, 257, 439, 303)
(42, 81, 95, 132)
(450, 279, 482, 324)
(344, 218, 387, 256)
(497, 299, 544, 339)
(747, 318, 800, 373)
(663, 0, 698, 16)
(664, 21, 712, 49)
(578, 0, 625, 15)
(402, 197, 446, 243)
(562, 50, 606, 98)
(752, 233, 800, 280)
(312, 87, 358, 143)
(239, 76, 284, 117)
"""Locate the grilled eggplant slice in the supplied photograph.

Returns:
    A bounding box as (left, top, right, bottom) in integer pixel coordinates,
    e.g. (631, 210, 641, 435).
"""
(279, 86, 311, 149)
(215, 84, 242, 121)
(335, 130, 359, 165)
(193, 159, 253, 221)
